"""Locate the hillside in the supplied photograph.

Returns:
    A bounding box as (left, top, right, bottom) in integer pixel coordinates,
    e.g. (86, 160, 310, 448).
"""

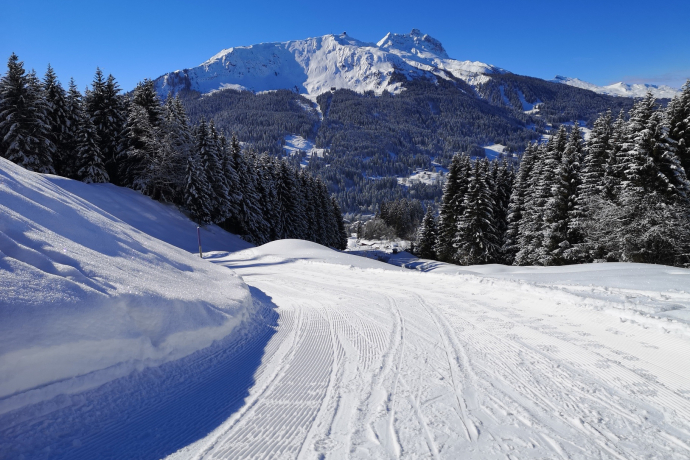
(0, 157, 254, 414)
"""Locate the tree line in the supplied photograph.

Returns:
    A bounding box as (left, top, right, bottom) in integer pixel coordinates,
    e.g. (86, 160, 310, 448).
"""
(416, 84, 690, 267)
(0, 53, 348, 249)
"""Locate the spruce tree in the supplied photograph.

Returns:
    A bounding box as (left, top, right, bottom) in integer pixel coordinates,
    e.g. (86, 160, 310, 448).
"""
(0, 54, 55, 173)
(76, 110, 109, 184)
(331, 196, 349, 250)
(435, 153, 470, 262)
(416, 207, 438, 260)
(183, 151, 213, 225)
(491, 159, 513, 263)
(205, 120, 231, 223)
(231, 138, 269, 244)
(667, 80, 690, 176)
(455, 159, 498, 265)
(43, 64, 70, 176)
(542, 124, 582, 265)
(62, 78, 83, 178)
(504, 142, 537, 264)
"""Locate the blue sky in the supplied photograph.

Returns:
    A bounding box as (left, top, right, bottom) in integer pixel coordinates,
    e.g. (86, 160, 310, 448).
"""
(1, 0, 688, 92)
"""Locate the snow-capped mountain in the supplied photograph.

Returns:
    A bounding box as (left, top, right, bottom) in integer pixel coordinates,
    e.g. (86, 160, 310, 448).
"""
(551, 75, 680, 99)
(154, 29, 507, 98)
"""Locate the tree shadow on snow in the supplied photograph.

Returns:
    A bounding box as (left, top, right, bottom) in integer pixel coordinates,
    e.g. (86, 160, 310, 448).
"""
(0, 286, 280, 460)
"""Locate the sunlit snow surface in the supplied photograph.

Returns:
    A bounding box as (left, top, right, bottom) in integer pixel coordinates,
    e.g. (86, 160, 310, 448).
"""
(552, 75, 680, 98)
(155, 30, 505, 99)
(2, 158, 690, 459)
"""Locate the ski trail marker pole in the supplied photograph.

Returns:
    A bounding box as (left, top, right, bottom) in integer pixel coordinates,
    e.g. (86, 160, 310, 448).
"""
(197, 227, 203, 258)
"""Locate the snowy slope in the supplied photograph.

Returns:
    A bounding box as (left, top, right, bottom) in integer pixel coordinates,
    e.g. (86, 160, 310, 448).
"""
(154, 29, 506, 99)
(3, 237, 690, 459)
(552, 75, 680, 98)
(165, 241, 690, 459)
(0, 157, 254, 413)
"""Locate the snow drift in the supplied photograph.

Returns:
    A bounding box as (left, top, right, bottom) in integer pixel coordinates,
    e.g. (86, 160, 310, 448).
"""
(0, 157, 254, 413)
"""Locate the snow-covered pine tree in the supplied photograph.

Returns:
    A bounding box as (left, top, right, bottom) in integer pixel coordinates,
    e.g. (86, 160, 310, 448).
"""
(43, 65, 70, 176)
(541, 123, 582, 265)
(491, 159, 513, 263)
(435, 153, 470, 262)
(62, 78, 83, 178)
(331, 196, 349, 250)
(217, 132, 243, 225)
(275, 159, 305, 239)
(667, 79, 690, 176)
(119, 103, 157, 191)
(84, 69, 126, 184)
(0, 54, 55, 173)
(515, 127, 567, 265)
(76, 109, 109, 184)
(503, 142, 537, 264)
(206, 120, 231, 223)
(454, 159, 499, 265)
(183, 151, 213, 225)
(416, 206, 438, 260)
(231, 141, 269, 244)
(316, 178, 335, 245)
(299, 170, 318, 242)
(615, 93, 690, 265)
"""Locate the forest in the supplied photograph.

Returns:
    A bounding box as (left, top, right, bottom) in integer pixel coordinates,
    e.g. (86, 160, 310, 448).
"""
(415, 87, 690, 267)
(0, 53, 348, 248)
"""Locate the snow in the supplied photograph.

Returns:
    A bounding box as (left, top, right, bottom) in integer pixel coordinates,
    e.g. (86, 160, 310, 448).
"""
(163, 241, 690, 459)
(552, 75, 680, 99)
(397, 168, 444, 186)
(0, 157, 254, 414)
(155, 30, 506, 99)
(482, 143, 507, 160)
(283, 134, 326, 167)
(4, 166, 690, 458)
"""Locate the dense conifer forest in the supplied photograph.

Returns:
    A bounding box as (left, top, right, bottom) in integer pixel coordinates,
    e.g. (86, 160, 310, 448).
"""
(174, 73, 638, 213)
(0, 54, 348, 248)
(416, 88, 690, 267)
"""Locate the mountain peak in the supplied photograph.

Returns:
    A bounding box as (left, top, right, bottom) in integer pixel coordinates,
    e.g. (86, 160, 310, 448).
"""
(377, 29, 449, 59)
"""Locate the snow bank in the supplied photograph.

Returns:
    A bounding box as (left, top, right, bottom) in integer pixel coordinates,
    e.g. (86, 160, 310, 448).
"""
(0, 158, 254, 413)
(223, 239, 406, 271)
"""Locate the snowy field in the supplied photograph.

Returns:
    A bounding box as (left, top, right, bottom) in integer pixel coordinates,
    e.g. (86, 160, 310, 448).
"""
(2, 159, 690, 459)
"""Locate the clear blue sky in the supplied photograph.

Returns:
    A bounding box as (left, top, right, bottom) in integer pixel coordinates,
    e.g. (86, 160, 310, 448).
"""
(1, 0, 688, 92)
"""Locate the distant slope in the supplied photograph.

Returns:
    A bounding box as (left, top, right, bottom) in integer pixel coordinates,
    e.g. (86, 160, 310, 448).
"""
(552, 75, 680, 99)
(0, 157, 254, 413)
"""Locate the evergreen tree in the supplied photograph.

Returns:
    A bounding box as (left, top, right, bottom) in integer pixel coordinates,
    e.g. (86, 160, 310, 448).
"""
(183, 151, 213, 225)
(491, 159, 513, 262)
(205, 120, 231, 223)
(542, 124, 582, 265)
(455, 159, 498, 265)
(230, 138, 269, 244)
(667, 80, 690, 176)
(504, 142, 537, 264)
(416, 206, 438, 260)
(62, 78, 83, 178)
(331, 196, 349, 250)
(43, 64, 70, 175)
(435, 153, 470, 262)
(76, 109, 109, 184)
(0, 54, 55, 173)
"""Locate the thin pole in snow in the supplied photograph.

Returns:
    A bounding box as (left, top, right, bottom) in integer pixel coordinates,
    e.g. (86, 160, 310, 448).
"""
(197, 227, 203, 258)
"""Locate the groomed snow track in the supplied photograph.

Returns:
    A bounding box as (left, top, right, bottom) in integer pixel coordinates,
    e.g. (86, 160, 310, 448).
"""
(3, 245, 690, 459)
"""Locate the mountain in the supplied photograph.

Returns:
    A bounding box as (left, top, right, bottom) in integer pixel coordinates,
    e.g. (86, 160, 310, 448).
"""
(152, 30, 638, 213)
(154, 29, 507, 99)
(551, 75, 680, 99)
